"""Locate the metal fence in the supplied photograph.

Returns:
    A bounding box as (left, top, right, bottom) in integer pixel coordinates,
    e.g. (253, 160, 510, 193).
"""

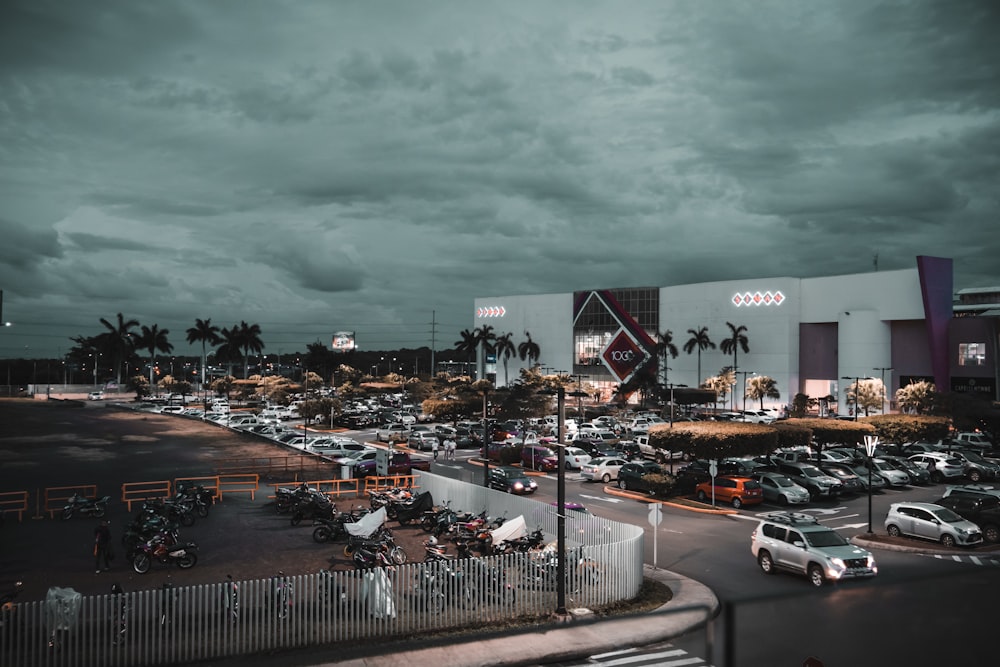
(0, 472, 644, 666)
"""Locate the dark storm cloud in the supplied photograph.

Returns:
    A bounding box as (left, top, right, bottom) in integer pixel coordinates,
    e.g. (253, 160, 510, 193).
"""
(0, 1, 997, 359)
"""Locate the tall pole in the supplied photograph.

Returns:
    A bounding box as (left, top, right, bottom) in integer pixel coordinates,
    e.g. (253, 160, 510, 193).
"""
(873, 367, 893, 414)
(556, 386, 567, 616)
(482, 387, 490, 489)
(842, 376, 862, 420)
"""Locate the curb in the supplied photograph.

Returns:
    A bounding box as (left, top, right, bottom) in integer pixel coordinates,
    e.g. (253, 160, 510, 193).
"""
(603, 485, 738, 515)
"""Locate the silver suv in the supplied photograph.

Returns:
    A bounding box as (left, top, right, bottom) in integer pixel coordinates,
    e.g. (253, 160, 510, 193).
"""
(751, 512, 877, 587)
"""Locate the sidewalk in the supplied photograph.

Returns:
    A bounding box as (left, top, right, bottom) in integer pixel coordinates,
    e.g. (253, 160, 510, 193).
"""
(206, 565, 719, 667)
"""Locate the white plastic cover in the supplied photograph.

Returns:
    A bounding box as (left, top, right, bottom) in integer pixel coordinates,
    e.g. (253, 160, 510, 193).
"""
(45, 587, 82, 631)
(344, 506, 386, 537)
(489, 515, 527, 544)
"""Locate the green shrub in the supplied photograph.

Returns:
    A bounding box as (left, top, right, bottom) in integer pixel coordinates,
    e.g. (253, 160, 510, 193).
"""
(646, 473, 677, 498)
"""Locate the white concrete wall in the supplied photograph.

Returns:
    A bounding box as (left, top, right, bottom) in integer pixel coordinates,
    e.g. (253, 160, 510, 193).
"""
(662, 278, 801, 410)
(474, 292, 573, 385)
(837, 310, 891, 415)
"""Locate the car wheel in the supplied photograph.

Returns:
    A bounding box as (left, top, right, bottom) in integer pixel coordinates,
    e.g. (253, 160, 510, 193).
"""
(602, 473, 611, 484)
(731, 497, 743, 509)
(617, 479, 626, 489)
(983, 524, 999, 543)
(940, 534, 956, 548)
(969, 470, 981, 482)
(808, 564, 825, 587)
(930, 471, 943, 483)
(757, 551, 775, 575)
(886, 524, 901, 538)
(778, 495, 789, 506)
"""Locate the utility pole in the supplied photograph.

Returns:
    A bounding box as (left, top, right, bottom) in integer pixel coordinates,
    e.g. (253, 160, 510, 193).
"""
(430, 310, 437, 378)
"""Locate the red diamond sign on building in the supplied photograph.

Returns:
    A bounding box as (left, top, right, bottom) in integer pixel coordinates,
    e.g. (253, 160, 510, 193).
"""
(601, 329, 649, 383)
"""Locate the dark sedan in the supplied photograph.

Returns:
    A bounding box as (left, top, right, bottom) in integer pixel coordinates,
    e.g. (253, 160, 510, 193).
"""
(487, 466, 538, 494)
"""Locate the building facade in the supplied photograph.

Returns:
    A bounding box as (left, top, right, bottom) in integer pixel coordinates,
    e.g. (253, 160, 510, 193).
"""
(473, 256, 999, 414)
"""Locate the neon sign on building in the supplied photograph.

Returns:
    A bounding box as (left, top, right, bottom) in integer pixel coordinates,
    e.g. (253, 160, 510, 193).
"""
(732, 290, 785, 307)
(476, 305, 506, 317)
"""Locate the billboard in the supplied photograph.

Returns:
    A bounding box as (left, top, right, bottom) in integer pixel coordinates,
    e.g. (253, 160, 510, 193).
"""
(331, 331, 356, 352)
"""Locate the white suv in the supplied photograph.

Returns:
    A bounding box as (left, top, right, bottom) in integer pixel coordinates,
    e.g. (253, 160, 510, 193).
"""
(907, 453, 965, 482)
(751, 512, 877, 587)
(885, 502, 983, 547)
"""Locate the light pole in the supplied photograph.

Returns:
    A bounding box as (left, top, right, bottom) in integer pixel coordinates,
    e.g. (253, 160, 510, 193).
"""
(863, 435, 879, 533)
(736, 371, 755, 414)
(540, 382, 588, 617)
(873, 367, 893, 414)
(841, 376, 863, 420)
(666, 383, 687, 427)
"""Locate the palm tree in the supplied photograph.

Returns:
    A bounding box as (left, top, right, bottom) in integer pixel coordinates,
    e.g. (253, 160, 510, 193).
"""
(215, 326, 242, 377)
(517, 331, 541, 368)
(494, 332, 516, 386)
(473, 324, 497, 380)
(453, 329, 478, 376)
(99, 313, 139, 385)
(720, 322, 749, 409)
(683, 326, 715, 388)
(235, 321, 265, 379)
(136, 324, 174, 394)
(746, 375, 780, 409)
(186, 318, 221, 389)
(654, 330, 678, 385)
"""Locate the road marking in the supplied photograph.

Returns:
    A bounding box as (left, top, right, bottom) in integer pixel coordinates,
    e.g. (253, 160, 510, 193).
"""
(832, 522, 869, 529)
(579, 494, 623, 504)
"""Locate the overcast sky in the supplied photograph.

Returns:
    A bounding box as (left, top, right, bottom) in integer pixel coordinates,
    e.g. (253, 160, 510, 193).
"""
(2, 0, 998, 360)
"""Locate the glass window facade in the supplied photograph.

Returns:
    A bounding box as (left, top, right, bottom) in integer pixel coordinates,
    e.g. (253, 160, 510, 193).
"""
(573, 288, 659, 371)
(959, 342, 986, 366)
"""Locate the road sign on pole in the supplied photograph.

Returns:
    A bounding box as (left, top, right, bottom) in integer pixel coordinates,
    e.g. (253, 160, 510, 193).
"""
(648, 503, 662, 569)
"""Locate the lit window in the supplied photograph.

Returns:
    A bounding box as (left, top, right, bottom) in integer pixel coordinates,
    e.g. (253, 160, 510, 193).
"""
(958, 343, 986, 366)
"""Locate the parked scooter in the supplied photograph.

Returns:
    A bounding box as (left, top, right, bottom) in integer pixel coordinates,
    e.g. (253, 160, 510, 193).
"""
(61, 494, 110, 520)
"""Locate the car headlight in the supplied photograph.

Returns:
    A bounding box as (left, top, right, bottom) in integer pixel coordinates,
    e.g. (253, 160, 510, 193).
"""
(830, 557, 846, 571)
(956, 527, 969, 535)
(513, 482, 524, 491)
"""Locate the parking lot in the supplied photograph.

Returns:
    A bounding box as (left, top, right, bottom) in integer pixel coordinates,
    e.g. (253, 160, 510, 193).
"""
(0, 399, 435, 604)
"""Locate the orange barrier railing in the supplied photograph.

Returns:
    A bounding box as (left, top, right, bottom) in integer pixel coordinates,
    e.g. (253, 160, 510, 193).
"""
(265, 478, 356, 501)
(217, 474, 259, 500)
(362, 474, 419, 493)
(121, 480, 172, 512)
(0, 491, 29, 522)
(44, 484, 98, 519)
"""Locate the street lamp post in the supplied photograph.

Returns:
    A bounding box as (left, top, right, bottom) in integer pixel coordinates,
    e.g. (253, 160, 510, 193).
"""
(540, 383, 587, 617)
(873, 367, 893, 414)
(841, 376, 864, 420)
(863, 435, 880, 533)
(736, 371, 755, 414)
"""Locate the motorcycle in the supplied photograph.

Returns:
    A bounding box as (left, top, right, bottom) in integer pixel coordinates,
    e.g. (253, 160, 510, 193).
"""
(290, 491, 335, 526)
(394, 491, 435, 526)
(174, 482, 213, 518)
(311, 510, 356, 543)
(351, 542, 394, 569)
(275, 483, 316, 513)
(494, 526, 545, 555)
(132, 537, 198, 574)
(0, 581, 23, 629)
(521, 548, 600, 593)
(344, 526, 406, 565)
(61, 494, 110, 520)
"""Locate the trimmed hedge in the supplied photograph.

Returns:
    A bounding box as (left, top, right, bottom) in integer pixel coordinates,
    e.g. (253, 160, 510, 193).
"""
(859, 414, 951, 443)
(648, 422, 778, 460)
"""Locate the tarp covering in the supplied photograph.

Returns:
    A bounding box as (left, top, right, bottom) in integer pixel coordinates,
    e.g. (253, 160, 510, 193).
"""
(345, 506, 386, 538)
(489, 515, 527, 545)
(45, 587, 81, 632)
(394, 491, 434, 523)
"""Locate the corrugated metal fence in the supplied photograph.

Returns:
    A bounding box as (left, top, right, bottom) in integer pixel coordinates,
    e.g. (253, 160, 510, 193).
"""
(0, 472, 644, 666)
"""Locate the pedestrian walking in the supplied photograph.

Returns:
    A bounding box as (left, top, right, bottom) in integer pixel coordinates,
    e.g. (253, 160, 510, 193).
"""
(94, 520, 112, 573)
(445, 437, 456, 460)
(431, 438, 440, 461)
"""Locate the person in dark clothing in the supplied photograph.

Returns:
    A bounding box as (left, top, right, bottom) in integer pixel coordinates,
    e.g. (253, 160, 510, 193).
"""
(94, 520, 112, 573)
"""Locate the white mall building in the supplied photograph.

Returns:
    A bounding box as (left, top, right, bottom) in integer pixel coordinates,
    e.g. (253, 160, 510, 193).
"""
(472, 256, 999, 415)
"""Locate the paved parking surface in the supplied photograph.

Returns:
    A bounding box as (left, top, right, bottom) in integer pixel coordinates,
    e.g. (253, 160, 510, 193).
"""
(0, 399, 432, 603)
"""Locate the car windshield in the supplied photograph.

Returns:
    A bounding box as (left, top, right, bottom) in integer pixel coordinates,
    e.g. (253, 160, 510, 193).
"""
(824, 468, 848, 479)
(962, 452, 986, 463)
(873, 461, 893, 471)
(804, 529, 850, 548)
(931, 507, 965, 523)
(801, 466, 823, 478)
(944, 458, 963, 466)
(773, 476, 794, 487)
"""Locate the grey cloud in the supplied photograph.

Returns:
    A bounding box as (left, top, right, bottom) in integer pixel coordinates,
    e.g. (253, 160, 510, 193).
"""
(612, 66, 654, 87)
(0, 219, 62, 269)
(63, 233, 155, 253)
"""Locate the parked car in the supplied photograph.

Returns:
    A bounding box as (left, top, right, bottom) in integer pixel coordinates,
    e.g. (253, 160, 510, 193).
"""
(753, 471, 811, 506)
(487, 466, 538, 495)
(751, 512, 877, 587)
(907, 453, 966, 483)
(884, 502, 983, 547)
(695, 476, 764, 509)
(857, 458, 911, 488)
(615, 461, 664, 493)
(87, 391, 104, 401)
(948, 449, 1000, 483)
(952, 432, 995, 453)
(814, 462, 864, 495)
(581, 457, 627, 483)
(376, 423, 411, 443)
(933, 492, 1000, 543)
(880, 455, 931, 485)
(775, 461, 842, 500)
(521, 445, 559, 472)
(407, 431, 440, 452)
(563, 447, 592, 470)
